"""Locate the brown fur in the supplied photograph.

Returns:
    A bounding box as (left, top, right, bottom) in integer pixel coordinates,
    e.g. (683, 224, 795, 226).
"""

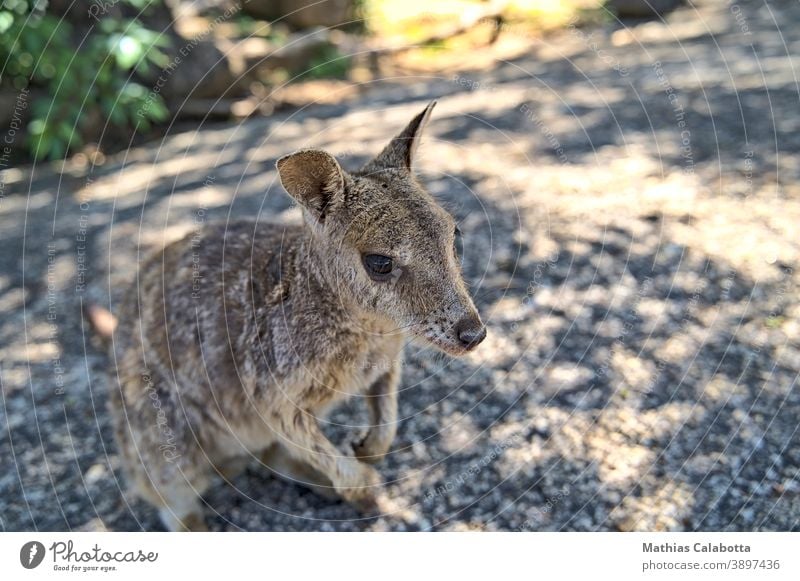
(109, 102, 486, 530)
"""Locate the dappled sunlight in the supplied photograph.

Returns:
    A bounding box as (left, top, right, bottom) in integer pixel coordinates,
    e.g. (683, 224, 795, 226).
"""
(1, 0, 798, 533)
(439, 412, 481, 454)
(611, 481, 695, 531)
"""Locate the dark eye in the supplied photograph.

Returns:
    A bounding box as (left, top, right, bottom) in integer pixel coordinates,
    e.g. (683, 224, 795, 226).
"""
(363, 254, 393, 279)
(454, 227, 463, 262)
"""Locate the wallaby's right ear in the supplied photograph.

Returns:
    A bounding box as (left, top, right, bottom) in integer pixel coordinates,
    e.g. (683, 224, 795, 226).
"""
(276, 149, 345, 222)
(362, 101, 436, 173)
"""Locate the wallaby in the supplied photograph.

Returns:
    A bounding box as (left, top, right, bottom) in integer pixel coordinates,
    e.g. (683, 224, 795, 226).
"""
(109, 102, 486, 531)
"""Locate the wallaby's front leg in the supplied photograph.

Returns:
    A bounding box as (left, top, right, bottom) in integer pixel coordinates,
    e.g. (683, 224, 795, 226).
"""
(353, 363, 400, 464)
(275, 408, 382, 510)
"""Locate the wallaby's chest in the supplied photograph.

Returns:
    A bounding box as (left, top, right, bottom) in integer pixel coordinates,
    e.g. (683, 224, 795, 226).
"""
(225, 334, 401, 455)
(306, 333, 402, 413)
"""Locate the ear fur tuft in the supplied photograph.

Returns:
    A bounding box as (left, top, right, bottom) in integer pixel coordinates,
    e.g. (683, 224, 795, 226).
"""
(276, 149, 345, 222)
(362, 101, 436, 174)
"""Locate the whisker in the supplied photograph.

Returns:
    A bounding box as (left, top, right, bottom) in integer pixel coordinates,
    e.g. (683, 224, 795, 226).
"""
(383, 320, 422, 335)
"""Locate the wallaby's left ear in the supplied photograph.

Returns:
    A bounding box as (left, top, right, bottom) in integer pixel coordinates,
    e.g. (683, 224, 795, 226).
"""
(363, 101, 436, 173)
(276, 149, 345, 223)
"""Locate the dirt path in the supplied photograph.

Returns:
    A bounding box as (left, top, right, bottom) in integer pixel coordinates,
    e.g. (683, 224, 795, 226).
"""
(1, 0, 799, 531)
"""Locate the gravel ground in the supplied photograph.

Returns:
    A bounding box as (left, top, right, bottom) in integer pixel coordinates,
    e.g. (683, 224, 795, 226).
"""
(1, 0, 799, 531)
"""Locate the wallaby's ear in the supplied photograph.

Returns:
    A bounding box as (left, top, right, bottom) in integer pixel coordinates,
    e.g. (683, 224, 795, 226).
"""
(276, 149, 345, 222)
(363, 101, 436, 173)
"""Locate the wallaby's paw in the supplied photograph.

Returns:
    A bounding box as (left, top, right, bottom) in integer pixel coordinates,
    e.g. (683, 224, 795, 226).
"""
(338, 463, 383, 514)
(352, 435, 390, 465)
(160, 509, 208, 532)
(348, 490, 380, 515)
(351, 488, 397, 518)
(181, 513, 209, 532)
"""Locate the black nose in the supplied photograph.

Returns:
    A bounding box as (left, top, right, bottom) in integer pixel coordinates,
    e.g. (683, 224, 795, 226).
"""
(455, 316, 487, 349)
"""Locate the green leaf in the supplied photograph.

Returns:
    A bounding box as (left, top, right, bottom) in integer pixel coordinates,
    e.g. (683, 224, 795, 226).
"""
(0, 11, 14, 34)
(56, 122, 75, 144)
(148, 99, 169, 122)
(49, 138, 66, 160)
(110, 105, 126, 125)
(28, 119, 46, 136)
(113, 34, 145, 69)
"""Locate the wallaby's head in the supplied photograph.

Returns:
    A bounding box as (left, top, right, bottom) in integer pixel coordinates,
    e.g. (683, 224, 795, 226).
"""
(277, 102, 486, 356)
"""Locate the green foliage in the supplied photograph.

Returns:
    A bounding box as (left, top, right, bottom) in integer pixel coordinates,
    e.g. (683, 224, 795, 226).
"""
(0, 0, 170, 160)
(302, 43, 351, 80)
